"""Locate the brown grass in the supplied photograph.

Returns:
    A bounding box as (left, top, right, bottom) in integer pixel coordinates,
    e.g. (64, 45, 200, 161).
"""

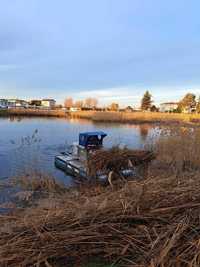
(1, 128, 200, 266)
(12, 173, 66, 194)
(70, 111, 200, 125)
(5, 108, 67, 117)
(10, 174, 67, 205)
(1, 173, 200, 267)
(154, 127, 200, 174)
(3, 109, 200, 125)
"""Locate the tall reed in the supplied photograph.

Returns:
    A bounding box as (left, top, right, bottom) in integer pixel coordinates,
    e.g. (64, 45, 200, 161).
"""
(155, 127, 200, 174)
(70, 110, 200, 124)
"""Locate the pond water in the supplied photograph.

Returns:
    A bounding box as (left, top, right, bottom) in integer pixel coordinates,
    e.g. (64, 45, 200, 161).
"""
(0, 116, 159, 185)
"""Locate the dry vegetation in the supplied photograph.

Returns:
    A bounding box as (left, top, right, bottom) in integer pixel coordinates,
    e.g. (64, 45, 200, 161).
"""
(2, 109, 200, 125)
(70, 110, 200, 125)
(1, 128, 200, 266)
(88, 147, 155, 178)
(155, 127, 200, 174)
(5, 108, 67, 117)
(12, 174, 66, 195)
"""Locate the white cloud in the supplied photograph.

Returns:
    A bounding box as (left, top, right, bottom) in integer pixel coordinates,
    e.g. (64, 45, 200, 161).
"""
(51, 85, 200, 107)
(71, 87, 143, 107)
(153, 87, 200, 105)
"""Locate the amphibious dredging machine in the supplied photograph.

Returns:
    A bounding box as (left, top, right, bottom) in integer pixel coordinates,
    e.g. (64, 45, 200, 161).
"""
(55, 131, 134, 182)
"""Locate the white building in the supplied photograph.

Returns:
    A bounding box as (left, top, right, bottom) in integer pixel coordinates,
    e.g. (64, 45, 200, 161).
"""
(160, 102, 178, 112)
(70, 107, 81, 112)
(182, 106, 196, 114)
(0, 99, 8, 109)
(7, 99, 29, 109)
(41, 99, 56, 109)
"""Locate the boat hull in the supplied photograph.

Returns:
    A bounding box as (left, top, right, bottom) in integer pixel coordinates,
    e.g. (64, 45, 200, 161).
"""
(55, 155, 87, 179)
(55, 154, 136, 183)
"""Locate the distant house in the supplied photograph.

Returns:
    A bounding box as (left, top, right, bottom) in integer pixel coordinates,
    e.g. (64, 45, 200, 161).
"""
(70, 107, 81, 112)
(133, 107, 142, 112)
(29, 100, 42, 107)
(160, 102, 178, 112)
(0, 99, 8, 109)
(17, 100, 29, 108)
(41, 99, 56, 109)
(7, 99, 16, 108)
(182, 106, 196, 114)
(125, 106, 134, 112)
(7, 99, 29, 109)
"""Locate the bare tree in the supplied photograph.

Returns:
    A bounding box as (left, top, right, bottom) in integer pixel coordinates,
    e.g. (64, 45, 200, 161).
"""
(74, 100, 84, 109)
(64, 98, 73, 109)
(178, 93, 196, 113)
(110, 102, 119, 111)
(84, 98, 98, 109)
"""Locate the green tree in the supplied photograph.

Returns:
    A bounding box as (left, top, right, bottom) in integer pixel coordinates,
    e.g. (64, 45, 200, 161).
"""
(150, 105, 158, 112)
(141, 91, 152, 111)
(178, 93, 196, 112)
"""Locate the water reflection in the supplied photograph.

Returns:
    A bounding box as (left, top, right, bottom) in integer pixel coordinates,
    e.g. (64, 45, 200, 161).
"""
(122, 123, 153, 143)
(139, 124, 150, 142)
(9, 116, 22, 122)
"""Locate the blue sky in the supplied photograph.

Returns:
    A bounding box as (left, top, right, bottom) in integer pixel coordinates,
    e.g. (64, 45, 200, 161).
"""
(0, 0, 200, 107)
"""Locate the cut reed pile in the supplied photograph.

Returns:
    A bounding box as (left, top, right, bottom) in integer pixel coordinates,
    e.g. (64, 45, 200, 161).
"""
(88, 147, 155, 177)
(1, 172, 200, 267)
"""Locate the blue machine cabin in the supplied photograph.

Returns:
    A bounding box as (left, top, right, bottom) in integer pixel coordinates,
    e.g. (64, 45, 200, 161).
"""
(79, 131, 107, 149)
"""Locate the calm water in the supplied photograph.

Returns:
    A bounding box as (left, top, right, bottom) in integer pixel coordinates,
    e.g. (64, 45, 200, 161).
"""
(0, 117, 159, 185)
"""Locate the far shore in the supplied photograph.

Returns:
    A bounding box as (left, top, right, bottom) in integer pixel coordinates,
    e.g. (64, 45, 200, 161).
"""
(0, 108, 68, 118)
(1, 108, 200, 125)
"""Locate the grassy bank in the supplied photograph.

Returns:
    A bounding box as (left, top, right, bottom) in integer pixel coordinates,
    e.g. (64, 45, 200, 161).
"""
(1, 128, 200, 266)
(0, 108, 68, 118)
(70, 110, 200, 125)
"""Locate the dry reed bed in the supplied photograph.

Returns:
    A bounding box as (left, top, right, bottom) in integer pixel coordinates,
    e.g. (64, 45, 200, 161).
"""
(12, 174, 66, 194)
(5, 108, 67, 117)
(70, 111, 200, 124)
(154, 127, 200, 173)
(1, 173, 200, 267)
(2, 109, 200, 125)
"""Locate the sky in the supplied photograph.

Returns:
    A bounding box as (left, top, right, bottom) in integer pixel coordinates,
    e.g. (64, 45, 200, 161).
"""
(0, 0, 200, 107)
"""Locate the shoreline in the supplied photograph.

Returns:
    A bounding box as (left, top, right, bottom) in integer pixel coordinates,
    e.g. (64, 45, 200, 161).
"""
(1, 109, 200, 126)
